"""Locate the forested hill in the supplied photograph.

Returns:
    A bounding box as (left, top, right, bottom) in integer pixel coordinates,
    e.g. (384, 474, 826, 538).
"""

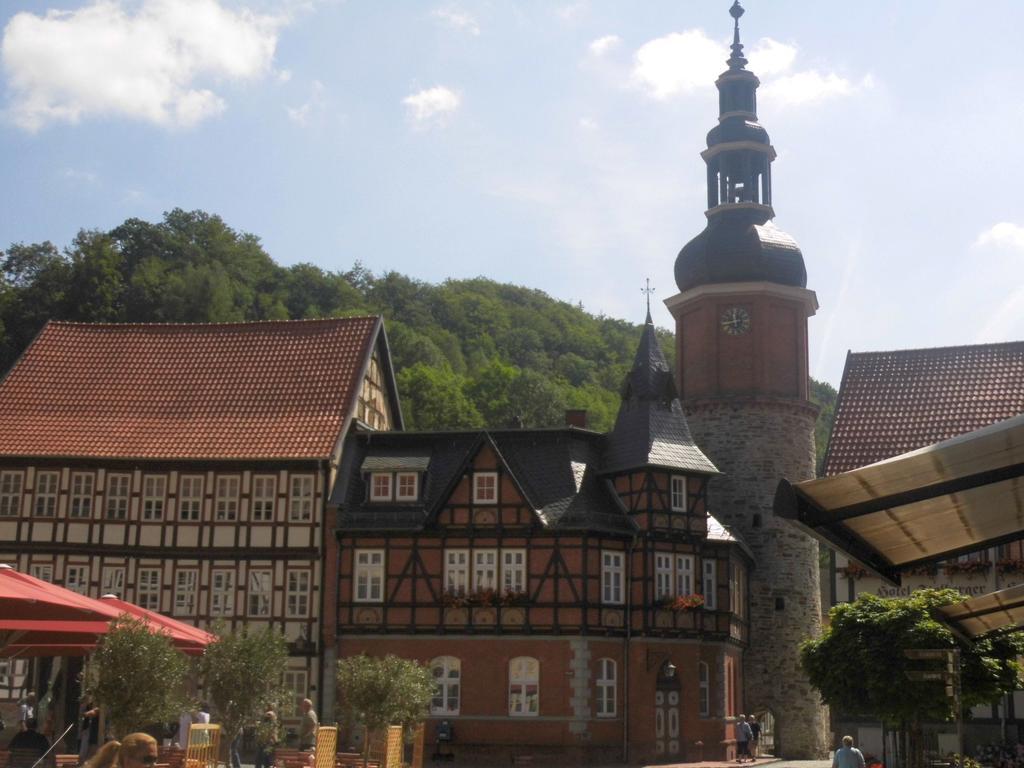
(0, 209, 837, 468)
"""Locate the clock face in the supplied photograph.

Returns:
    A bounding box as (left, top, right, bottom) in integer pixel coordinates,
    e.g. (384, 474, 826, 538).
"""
(720, 306, 751, 335)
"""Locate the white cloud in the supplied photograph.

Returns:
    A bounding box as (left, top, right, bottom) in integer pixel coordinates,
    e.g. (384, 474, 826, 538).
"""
(287, 79, 326, 126)
(2, 0, 283, 131)
(588, 35, 620, 57)
(747, 37, 797, 76)
(64, 167, 98, 183)
(403, 85, 461, 127)
(975, 285, 1024, 342)
(760, 71, 873, 108)
(974, 222, 1024, 251)
(578, 117, 598, 130)
(432, 7, 479, 36)
(632, 30, 725, 100)
(556, 2, 588, 22)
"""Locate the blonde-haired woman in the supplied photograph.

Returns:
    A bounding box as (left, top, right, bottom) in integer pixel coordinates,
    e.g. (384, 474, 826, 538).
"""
(86, 733, 159, 768)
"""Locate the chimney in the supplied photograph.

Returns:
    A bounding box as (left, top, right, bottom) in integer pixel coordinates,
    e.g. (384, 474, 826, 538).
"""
(564, 409, 588, 429)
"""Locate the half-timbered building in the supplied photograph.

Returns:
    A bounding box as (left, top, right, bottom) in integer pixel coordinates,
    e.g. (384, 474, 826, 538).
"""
(0, 317, 402, 727)
(332, 316, 751, 764)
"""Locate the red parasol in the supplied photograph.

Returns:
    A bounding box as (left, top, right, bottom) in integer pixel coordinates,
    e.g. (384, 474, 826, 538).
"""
(0, 566, 215, 657)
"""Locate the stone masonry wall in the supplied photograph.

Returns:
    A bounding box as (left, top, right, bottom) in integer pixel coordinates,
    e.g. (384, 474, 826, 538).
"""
(685, 398, 829, 758)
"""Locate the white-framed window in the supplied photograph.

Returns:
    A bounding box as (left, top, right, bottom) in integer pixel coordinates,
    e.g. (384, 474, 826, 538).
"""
(178, 475, 203, 521)
(676, 555, 694, 595)
(430, 656, 461, 715)
(101, 566, 125, 597)
(247, 570, 273, 616)
(473, 472, 498, 504)
(473, 549, 498, 590)
(252, 475, 277, 522)
(602, 551, 624, 605)
(698, 661, 710, 716)
(286, 570, 311, 617)
(0, 659, 9, 687)
(670, 475, 687, 512)
(69, 472, 94, 518)
(730, 561, 745, 617)
(283, 670, 308, 717)
(0, 471, 23, 517)
(369, 473, 392, 502)
(596, 658, 616, 718)
(33, 471, 59, 517)
(289, 475, 314, 522)
(65, 565, 89, 594)
(655, 553, 673, 600)
(30, 563, 53, 582)
(396, 472, 418, 502)
(444, 549, 469, 595)
(354, 550, 384, 603)
(703, 559, 717, 610)
(215, 476, 240, 521)
(173, 569, 198, 616)
(105, 474, 130, 520)
(508, 656, 539, 716)
(502, 549, 527, 593)
(136, 568, 161, 610)
(142, 475, 166, 521)
(210, 570, 235, 617)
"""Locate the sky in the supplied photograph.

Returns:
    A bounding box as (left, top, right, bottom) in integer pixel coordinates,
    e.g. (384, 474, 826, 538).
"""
(1, 1, 1023, 389)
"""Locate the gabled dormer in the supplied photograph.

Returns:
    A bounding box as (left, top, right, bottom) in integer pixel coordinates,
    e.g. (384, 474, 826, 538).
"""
(602, 312, 719, 534)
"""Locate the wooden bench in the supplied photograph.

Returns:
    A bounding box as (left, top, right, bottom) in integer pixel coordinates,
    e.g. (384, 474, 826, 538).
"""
(55, 754, 79, 768)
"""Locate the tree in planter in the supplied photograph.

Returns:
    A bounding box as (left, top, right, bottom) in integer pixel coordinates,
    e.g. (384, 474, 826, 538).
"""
(336, 655, 433, 748)
(800, 589, 1024, 768)
(83, 616, 191, 738)
(199, 624, 289, 759)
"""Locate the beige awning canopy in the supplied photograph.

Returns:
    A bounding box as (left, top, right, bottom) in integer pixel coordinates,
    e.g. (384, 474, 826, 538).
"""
(937, 585, 1024, 638)
(775, 413, 1024, 585)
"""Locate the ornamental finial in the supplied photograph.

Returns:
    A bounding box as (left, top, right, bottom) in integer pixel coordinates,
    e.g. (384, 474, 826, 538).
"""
(727, 1, 748, 70)
(642, 278, 655, 324)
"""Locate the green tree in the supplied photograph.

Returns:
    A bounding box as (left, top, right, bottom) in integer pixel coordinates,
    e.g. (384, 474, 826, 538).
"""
(801, 589, 1024, 764)
(200, 624, 290, 750)
(396, 363, 483, 430)
(83, 616, 191, 738)
(810, 378, 838, 475)
(336, 654, 433, 734)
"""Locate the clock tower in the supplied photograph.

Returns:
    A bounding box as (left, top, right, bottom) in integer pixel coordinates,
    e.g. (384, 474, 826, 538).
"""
(665, 2, 828, 758)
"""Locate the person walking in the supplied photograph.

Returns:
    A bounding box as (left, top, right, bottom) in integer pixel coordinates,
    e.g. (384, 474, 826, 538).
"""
(736, 715, 753, 763)
(254, 710, 279, 768)
(833, 735, 866, 768)
(749, 715, 761, 758)
(79, 701, 101, 764)
(298, 699, 318, 751)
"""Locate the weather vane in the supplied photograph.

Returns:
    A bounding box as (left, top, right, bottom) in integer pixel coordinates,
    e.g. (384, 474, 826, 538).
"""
(641, 278, 656, 317)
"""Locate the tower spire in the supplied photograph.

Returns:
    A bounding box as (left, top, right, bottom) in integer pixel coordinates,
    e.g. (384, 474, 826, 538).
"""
(727, 1, 747, 71)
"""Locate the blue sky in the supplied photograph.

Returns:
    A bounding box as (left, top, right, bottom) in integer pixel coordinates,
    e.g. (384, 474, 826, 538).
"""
(2, 1, 1023, 388)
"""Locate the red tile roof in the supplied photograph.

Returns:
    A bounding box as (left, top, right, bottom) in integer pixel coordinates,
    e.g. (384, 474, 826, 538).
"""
(824, 341, 1024, 475)
(0, 317, 382, 460)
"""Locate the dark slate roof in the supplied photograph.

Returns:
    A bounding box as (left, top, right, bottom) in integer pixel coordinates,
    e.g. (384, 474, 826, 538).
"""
(824, 342, 1024, 475)
(674, 208, 806, 294)
(333, 428, 636, 535)
(603, 315, 719, 476)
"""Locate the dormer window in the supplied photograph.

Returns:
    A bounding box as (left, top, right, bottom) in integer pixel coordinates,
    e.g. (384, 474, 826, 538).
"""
(473, 472, 498, 504)
(671, 475, 687, 512)
(396, 472, 419, 502)
(370, 473, 393, 502)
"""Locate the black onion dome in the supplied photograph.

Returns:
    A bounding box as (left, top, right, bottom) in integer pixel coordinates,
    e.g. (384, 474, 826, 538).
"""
(674, 208, 807, 293)
(706, 117, 770, 147)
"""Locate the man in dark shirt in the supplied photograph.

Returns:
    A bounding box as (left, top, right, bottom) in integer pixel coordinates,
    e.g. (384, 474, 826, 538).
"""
(9, 717, 51, 768)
